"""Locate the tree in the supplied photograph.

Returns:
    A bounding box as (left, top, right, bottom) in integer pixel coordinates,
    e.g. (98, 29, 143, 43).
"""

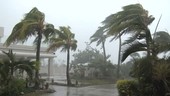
(127, 31, 170, 95)
(100, 3, 154, 80)
(4, 7, 55, 88)
(117, 37, 121, 79)
(100, 3, 158, 95)
(90, 27, 107, 63)
(102, 3, 154, 57)
(47, 26, 77, 86)
(71, 47, 114, 79)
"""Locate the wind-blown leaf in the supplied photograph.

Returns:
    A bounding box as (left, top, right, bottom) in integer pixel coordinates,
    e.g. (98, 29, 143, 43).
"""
(121, 41, 147, 62)
(102, 3, 154, 40)
(122, 34, 139, 45)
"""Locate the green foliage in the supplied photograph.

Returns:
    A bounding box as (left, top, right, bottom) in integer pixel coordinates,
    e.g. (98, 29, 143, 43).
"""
(0, 50, 35, 82)
(116, 80, 139, 96)
(102, 3, 154, 39)
(130, 57, 152, 81)
(0, 79, 26, 96)
(71, 47, 114, 79)
(47, 26, 77, 52)
(47, 26, 77, 86)
(4, 7, 56, 88)
(97, 2, 170, 96)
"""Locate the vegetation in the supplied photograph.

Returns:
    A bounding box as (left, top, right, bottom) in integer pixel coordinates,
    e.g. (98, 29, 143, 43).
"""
(47, 26, 77, 86)
(1, 2, 170, 96)
(95, 3, 170, 96)
(90, 27, 107, 63)
(0, 50, 36, 96)
(4, 7, 55, 88)
(117, 80, 139, 96)
(71, 45, 115, 80)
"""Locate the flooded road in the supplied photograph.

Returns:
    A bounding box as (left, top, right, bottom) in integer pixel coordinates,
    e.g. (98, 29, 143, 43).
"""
(42, 84, 118, 96)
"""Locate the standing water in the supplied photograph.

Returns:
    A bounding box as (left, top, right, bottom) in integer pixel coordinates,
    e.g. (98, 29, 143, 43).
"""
(41, 84, 118, 96)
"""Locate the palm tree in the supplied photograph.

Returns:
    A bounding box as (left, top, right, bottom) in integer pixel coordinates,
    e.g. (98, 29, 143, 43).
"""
(90, 27, 107, 63)
(125, 31, 170, 95)
(117, 37, 121, 79)
(47, 26, 77, 86)
(4, 7, 55, 88)
(101, 3, 156, 95)
(102, 3, 154, 57)
(101, 3, 154, 80)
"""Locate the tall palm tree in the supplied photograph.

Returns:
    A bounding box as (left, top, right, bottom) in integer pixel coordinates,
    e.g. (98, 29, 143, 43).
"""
(4, 7, 55, 88)
(90, 27, 107, 63)
(47, 26, 77, 86)
(101, 3, 157, 95)
(101, 3, 154, 80)
(102, 3, 154, 57)
(117, 37, 121, 79)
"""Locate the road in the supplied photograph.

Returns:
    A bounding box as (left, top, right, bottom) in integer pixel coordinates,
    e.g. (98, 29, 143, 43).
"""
(42, 84, 118, 96)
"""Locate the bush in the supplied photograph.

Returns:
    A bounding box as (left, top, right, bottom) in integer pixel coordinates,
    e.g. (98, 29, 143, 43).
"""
(116, 79, 139, 96)
(0, 78, 26, 96)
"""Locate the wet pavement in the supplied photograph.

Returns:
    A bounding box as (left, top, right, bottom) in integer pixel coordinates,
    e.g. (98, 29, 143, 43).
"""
(42, 84, 118, 96)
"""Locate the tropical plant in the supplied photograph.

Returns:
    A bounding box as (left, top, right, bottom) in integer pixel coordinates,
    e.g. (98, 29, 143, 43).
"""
(99, 3, 170, 96)
(0, 50, 35, 94)
(98, 3, 154, 80)
(127, 31, 170, 95)
(47, 26, 77, 86)
(90, 27, 107, 63)
(152, 60, 170, 96)
(0, 50, 35, 84)
(4, 7, 55, 88)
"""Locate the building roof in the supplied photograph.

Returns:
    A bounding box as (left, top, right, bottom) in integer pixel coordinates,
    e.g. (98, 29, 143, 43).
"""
(0, 43, 56, 59)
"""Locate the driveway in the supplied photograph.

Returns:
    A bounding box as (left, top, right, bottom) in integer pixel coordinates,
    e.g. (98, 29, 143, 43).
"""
(42, 84, 118, 96)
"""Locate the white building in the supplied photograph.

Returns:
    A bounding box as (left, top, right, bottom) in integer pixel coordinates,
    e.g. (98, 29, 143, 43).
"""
(0, 27, 56, 79)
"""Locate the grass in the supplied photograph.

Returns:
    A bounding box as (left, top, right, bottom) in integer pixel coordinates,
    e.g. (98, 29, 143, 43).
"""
(77, 79, 115, 86)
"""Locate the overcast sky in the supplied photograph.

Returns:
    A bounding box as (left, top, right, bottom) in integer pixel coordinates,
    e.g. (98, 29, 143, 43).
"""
(0, 0, 170, 64)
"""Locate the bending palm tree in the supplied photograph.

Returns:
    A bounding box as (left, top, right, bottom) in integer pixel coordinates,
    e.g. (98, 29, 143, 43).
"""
(102, 3, 154, 57)
(4, 7, 55, 88)
(100, 3, 154, 79)
(47, 26, 77, 86)
(90, 27, 107, 63)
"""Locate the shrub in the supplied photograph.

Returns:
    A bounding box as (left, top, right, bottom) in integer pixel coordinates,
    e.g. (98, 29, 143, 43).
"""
(0, 78, 26, 96)
(116, 79, 139, 96)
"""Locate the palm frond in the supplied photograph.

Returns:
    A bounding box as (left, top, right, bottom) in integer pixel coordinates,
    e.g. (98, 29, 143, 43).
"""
(121, 41, 147, 62)
(2, 50, 16, 62)
(47, 41, 66, 52)
(24, 7, 44, 22)
(122, 34, 139, 45)
(15, 61, 35, 77)
(90, 27, 107, 46)
(102, 3, 154, 39)
(43, 24, 56, 39)
(47, 26, 77, 53)
(70, 40, 77, 51)
(153, 31, 170, 54)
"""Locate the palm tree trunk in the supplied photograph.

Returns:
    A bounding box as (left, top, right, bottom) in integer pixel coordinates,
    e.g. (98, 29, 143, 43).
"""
(66, 48, 71, 86)
(145, 28, 153, 57)
(145, 28, 155, 95)
(117, 37, 121, 79)
(34, 31, 42, 88)
(102, 41, 107, 64)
